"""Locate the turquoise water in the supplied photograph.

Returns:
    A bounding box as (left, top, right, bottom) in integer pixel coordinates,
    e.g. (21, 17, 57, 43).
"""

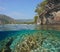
(0, 24, 60, 52)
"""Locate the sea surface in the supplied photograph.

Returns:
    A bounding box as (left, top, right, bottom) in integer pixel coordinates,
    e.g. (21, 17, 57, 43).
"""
(0, 24, 35, 40)
(0, 24, 60, 52)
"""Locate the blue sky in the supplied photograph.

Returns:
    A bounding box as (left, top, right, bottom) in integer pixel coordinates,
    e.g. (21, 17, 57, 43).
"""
(0, 0, 43, 19)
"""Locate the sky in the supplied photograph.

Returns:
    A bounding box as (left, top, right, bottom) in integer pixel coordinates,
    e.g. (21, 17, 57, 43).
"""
(0, 0, 43, 19)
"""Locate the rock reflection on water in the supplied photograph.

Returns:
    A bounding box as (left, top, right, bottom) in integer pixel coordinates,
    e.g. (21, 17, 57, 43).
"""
(0, 24, 60, 31)
(35, 25, 60, 31)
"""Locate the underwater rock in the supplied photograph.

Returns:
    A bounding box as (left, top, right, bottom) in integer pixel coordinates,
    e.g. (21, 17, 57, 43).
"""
(5, 30, 60, 52)
(2, 47, 11, 52)
(0, 38, 14, 52)
(20, 43, 30, 52)
(15, 35, 39, 52)
(14, 32, 49, 52)
(6, 38, 13, 47)
(26, 36, 38, 50)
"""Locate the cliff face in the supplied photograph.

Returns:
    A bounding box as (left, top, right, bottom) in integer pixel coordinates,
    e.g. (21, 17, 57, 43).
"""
(37, 17, 46, 25)
(54, 11, 60, 21)
(38, 0, 60, 25)
(37, 11, 60, 25)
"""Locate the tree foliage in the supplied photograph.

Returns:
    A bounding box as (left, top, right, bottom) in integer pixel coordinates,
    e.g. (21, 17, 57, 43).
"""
(35, 0, 47, 15)
(34, 15, 38, 23)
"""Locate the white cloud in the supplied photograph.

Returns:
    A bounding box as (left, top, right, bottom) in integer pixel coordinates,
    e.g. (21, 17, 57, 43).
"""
(0, 7, 5, 11)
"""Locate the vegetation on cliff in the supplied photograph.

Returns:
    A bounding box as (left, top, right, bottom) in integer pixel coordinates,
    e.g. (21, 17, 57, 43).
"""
(35, 0, 60, 24)
(35, 0, 47, 15)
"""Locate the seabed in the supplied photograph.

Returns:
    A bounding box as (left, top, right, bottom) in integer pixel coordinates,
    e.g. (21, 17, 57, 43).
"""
(0, 30, 60, 52)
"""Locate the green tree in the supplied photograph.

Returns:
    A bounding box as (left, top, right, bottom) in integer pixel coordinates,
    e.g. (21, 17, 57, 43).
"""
(35, 0, 47, 15)
(34, 15, 38, 24)
(35, 0, 48, 25)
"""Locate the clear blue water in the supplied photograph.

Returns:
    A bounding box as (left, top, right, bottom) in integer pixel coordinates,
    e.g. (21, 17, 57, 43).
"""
(0, 24, 60, 41)
(0, 24, 35, 41)
(0, 24, 35, 31)
(0, 24, 60, 52)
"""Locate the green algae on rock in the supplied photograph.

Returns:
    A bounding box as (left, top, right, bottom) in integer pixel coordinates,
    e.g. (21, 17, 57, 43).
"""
(0, 30, 60, 52)
(10, 30, 60, 52)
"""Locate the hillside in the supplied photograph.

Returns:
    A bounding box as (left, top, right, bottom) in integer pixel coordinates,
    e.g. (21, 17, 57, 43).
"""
(16, 19, 33, 22)
(0, 14, 16, 24)
(16, 19, 34, 24)
(0, 14, 34, 24)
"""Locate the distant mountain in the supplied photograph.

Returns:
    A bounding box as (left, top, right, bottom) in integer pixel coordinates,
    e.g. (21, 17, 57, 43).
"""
(0, 14, 34, 24)
(16, 19, 34, 24)
(0, 14, 16, 24)
(16, 19, 34, 22)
